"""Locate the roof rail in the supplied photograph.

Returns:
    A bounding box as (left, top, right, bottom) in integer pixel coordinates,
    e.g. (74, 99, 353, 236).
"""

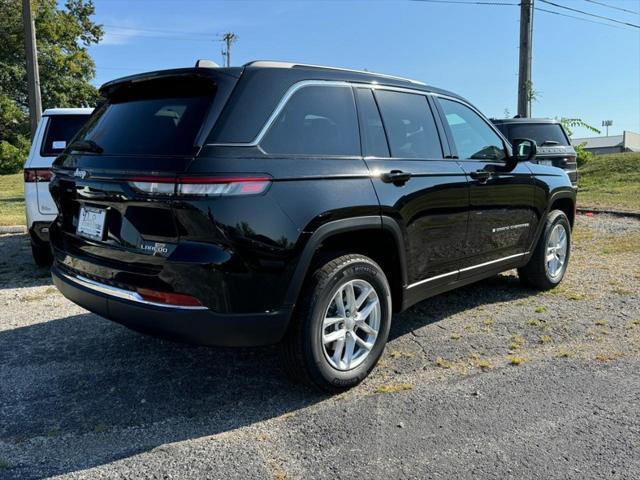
(244, 60, 426, 86)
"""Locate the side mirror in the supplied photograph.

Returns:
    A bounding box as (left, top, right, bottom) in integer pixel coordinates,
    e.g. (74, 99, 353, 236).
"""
(511, 138, 537, 162)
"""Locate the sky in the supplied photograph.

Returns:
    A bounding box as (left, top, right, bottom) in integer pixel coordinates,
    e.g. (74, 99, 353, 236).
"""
(84, 0, 640, 138)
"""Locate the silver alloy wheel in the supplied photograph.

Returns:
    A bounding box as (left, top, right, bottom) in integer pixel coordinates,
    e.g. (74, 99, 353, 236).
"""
(322, 279, 381, 371)
(546, 223, 568, 279)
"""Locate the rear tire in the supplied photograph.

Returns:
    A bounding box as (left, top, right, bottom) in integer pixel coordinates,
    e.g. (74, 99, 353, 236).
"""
(31, 239, 53, 267)
(280, 254, 392, 392)
(518, 210, 571, 290)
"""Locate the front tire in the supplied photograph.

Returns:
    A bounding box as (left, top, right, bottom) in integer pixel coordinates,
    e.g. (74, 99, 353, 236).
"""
(281, 254, 392, 392)
(518, 210, 571, 290)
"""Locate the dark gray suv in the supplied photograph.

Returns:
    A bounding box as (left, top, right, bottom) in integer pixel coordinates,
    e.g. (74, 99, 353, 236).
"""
(492, 118, 578, 185)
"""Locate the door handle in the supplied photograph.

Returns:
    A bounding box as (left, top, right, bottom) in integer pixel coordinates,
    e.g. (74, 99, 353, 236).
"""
(469, 170, 492, 184)
(381, 170, 412, 185)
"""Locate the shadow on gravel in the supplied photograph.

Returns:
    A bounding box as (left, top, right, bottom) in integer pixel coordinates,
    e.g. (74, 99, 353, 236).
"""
(0, 271, 539, 478)
(0, 233, 52, 290)
(0, 314, 326, 478)
(390, 273, 535, 340)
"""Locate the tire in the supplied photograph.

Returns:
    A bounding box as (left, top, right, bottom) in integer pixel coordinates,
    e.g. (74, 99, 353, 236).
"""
(31, 239, 53, 267)
(518, 209, 571, 290)
(280, 254, 392, 392)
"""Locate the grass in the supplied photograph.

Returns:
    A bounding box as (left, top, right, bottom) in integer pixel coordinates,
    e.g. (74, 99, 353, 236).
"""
(507, 355, 526, 366)
(435, 357, 454, 369)
(375, 383, 414, 394)
(0, 173, 25, 226)
(578, 152, 640, 212)
(0, 459, 10, 470)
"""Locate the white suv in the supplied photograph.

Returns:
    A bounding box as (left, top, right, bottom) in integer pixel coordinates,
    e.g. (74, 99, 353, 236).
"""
(24, 108, 92, 265)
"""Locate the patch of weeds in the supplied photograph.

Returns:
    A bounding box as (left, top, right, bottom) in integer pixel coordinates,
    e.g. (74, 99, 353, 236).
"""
(450, 333, 462, 340)
(483, 318, 495, 327)
(464, 324, 474, 331)
(476, 359, 492, 370)
(539, 335, 552, 345)
(47, 425, 62, 437)
(528, 319, 541, 327)
(556, 348, 572, 358)
(612, 287, 632, 296)
(507, 355, 526, 366)
(534, 306, 547, 314)
(509, 334, 525, 350)
(595, 353, 618, 362)
(595, 320, 608, 326)
(375, 383, 414, 394)
(515, 300, 528, 306)
(0, 459, 10, 470)
(632, 320, 640, 327)
(601, 233, 640, 255)
(435, 357, 453, 369)
(389, 350, 414, 359)
(565, 292, 585, 301)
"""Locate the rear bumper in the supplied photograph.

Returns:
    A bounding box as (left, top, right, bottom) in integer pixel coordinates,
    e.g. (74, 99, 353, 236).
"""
(52, 265, 291, 347)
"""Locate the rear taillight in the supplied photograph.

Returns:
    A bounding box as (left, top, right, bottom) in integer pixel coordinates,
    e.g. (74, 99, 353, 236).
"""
(136, 288, 203, 307)
(127, 175, 271, 197)
(24, 168, 53, 183)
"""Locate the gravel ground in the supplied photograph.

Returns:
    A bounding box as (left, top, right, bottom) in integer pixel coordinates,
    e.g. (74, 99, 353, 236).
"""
(0, 213, 639, 479)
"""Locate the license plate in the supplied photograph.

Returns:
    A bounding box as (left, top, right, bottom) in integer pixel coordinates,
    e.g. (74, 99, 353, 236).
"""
(538, 160, 554, 166)
(77, 206, 106, 241)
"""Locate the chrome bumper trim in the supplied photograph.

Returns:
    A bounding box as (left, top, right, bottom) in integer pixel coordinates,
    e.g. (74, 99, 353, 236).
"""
(58, 270, 208, 310)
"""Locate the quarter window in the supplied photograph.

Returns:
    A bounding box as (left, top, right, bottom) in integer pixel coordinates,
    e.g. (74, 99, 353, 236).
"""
(439, 99, 506, 161)
(355, 88, 389, 157)
(374, 90, 442, 159)
(261, 85, 359, 156)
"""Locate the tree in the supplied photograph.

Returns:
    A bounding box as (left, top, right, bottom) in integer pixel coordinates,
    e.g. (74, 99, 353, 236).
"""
(558, 118, 601, 168)
(0, 0, 103, 173)
(525, 80, 541, 116)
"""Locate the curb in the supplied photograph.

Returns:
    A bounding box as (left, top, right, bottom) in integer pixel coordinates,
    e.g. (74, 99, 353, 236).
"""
(0, 225, 27, 234)
(577, 208, 640, 219)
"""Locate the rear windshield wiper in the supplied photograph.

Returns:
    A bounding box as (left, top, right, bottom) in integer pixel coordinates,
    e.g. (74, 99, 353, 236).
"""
(68, 140, 103, 154)
(540, 140, 560, 146)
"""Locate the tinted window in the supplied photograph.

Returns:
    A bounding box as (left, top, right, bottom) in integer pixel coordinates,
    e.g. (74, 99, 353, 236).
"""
(75, 77, 216, 156)
(261, 86, 359, 156)
(505, 123, 569, 146)
(439, 99, 506, 161)
(374, 90, 442, 159)
(356, 88, 389, 157)
(41, 115, 90, 156)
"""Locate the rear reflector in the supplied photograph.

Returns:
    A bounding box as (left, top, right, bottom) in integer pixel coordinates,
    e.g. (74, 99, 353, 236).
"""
(127, 175, 271, 196)
(136, 288, 203, 307)
(24, 168, 53, 183)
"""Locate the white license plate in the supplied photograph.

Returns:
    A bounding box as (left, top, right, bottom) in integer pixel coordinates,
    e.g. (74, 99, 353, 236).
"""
(538, 160, 554, 166)
(77, 206, 106, 241)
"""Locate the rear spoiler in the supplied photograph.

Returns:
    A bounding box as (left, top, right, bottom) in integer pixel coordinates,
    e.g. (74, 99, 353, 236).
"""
(99, 67, 244, 98)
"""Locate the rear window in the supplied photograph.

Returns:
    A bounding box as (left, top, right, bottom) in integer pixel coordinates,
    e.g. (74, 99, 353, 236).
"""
(505, 123, 569, 147)
(74, 76, 216, 156)
(41, 115, 90, 156)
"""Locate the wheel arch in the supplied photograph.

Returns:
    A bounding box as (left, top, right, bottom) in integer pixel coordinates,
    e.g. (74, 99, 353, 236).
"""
(284, 216, 407, 313)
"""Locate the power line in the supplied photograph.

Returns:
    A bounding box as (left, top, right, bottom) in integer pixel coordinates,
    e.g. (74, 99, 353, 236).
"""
(583, 0, 640, 16)
(410, 0, 518, 5)
(538, 0, 640, 28)
(535, 6, 637, 31)
(102, 23, 213, 37)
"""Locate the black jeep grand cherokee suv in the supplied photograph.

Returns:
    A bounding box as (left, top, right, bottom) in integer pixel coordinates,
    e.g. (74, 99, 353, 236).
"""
(50, 61, 576, 391)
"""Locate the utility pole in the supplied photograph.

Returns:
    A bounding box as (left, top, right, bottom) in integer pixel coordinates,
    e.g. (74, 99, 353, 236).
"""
(22, 0, 42, 140)
(517, 0, 534, 118)
(220, 32, 238, 68)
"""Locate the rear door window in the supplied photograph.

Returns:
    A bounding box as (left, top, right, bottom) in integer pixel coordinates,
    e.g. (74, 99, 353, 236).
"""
(374, 90, 442, 159)
(41, 115, 90, 156)
(74, 77, 217, 156)
(260, 85, 360, 156)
